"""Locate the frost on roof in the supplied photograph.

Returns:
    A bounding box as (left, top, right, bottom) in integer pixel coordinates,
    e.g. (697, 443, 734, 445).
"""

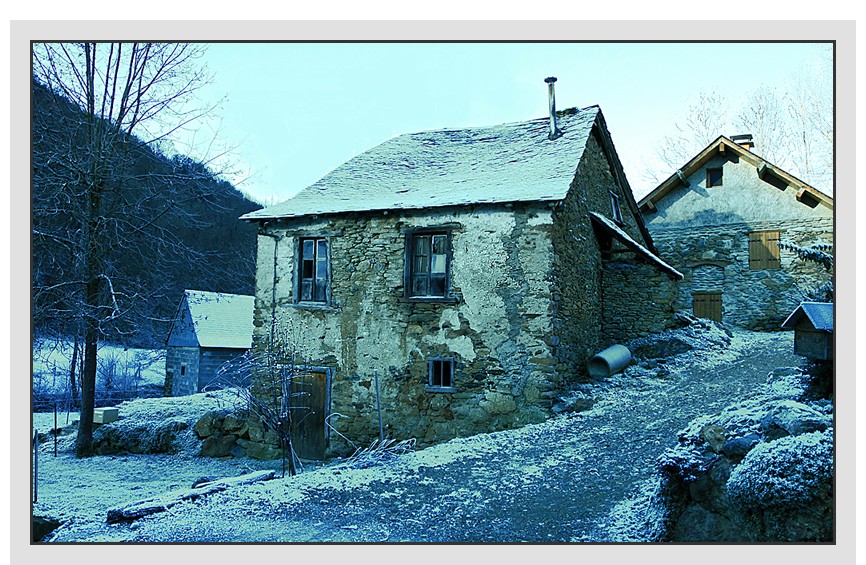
(242, 107, 600, 220)
(184, 290, 255, 349)
(781, 302, 834, 332)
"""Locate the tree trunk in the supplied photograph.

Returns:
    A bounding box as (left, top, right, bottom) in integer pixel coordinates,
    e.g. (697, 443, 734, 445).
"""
(75, 251, 101, 457)
(69, 333, 80, 410)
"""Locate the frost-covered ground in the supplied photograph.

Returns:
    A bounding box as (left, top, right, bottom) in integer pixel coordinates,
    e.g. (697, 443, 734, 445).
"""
(32, 328, 804, 543)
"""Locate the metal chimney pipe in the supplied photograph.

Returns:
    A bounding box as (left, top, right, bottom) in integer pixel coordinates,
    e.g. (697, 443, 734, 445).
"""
(545, 76, 563, 140)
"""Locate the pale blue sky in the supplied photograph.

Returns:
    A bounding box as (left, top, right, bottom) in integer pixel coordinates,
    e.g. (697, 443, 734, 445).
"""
(180, 41, 832, 204)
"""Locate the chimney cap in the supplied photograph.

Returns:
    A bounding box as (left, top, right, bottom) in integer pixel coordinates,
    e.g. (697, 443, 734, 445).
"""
(731, 133, 754, 142)
(544, 76, 558, 84)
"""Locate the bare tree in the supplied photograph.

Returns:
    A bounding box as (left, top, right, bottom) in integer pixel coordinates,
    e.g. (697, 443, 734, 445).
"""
(31, 42, 229, 457)
(735, 86, 788, 166)
(211, 320, 313, 477)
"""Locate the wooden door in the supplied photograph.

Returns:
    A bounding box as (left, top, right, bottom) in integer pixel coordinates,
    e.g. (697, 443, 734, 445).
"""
(693, 292, 722, 322)
(289, 369, 328, 460)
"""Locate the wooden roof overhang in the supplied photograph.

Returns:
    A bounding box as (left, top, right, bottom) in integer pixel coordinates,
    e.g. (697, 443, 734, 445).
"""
(590, 212, 684, 279)
(638, 136, 833, 213)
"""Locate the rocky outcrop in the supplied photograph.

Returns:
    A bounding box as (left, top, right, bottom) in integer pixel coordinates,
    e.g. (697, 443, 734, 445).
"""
(193, 410, 283, 460)
(656, 366, 834, 542)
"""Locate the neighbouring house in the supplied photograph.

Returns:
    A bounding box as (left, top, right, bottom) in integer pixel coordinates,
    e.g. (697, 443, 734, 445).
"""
(165, 290, 255, 396)
(240, 78, 683, 458)
(637, 134, 833, 330)
(781, 301, 834, 360)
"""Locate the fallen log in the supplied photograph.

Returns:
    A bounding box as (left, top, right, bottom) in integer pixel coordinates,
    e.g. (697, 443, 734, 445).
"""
(106, 469, 276, 523)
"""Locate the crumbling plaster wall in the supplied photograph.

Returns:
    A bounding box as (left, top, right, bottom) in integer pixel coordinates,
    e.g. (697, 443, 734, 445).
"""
(252, 202, 563, 453)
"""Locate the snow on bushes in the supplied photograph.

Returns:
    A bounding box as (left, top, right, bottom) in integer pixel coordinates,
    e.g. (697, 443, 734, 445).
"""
(726, 429, 834, 509)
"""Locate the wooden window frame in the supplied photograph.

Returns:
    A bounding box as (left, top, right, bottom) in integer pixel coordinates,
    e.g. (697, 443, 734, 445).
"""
(748, 230, 781, 270)
(404, 228, 455, 302)
(609, 190, 624, 224)
(707, 167, 723, 188)
(427, 357, 456, 393)
(294, 236, 332, 306)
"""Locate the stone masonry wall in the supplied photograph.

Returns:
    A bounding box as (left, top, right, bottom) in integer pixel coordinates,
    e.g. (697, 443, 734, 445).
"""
(167, 346, 200, 397)
(551, 132, 643, 376)
(253, 202, 564, 455)
(197, 348, 247, 391)
(601, 258, 679, 343)
(651, 217, 833, 330)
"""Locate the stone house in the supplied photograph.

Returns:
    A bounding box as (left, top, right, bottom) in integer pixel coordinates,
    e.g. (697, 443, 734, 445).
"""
(240, 82, 682, 458)
(637, 135, 833, 330)
(165, 290, 255, 396)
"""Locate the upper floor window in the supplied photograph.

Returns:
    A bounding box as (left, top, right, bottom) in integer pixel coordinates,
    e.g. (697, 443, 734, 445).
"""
(707, 167, 723, 188)
(297, 237, 329, 303)
(407, 232, 450, 298)
(609, 190, 624, 224)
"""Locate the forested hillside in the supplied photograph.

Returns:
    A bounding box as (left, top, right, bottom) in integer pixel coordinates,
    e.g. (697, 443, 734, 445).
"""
(32, 78, 262, 348)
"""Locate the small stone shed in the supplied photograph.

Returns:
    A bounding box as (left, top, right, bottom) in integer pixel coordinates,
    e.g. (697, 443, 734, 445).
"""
(781, 301, 834, 360)
(165, 290, 255, 396)
(240, 84, 683, 457)
(638, 135, 833, 329)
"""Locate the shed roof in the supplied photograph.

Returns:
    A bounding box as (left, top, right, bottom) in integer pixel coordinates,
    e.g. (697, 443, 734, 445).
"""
(589, 212, 684, 279)
(241, 107, 601, 221)
(781, 301, 834, 332)
(184, 290, 255, 349)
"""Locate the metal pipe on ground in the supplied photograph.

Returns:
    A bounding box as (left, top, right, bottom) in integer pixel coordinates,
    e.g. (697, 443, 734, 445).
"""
(588, 344, 632, 379)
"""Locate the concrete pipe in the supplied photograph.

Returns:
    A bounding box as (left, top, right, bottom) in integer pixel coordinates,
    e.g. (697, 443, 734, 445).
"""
(588, 344, 632, 379)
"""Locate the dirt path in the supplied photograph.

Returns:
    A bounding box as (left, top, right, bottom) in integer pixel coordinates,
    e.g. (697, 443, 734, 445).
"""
(88, 329, 801, 543)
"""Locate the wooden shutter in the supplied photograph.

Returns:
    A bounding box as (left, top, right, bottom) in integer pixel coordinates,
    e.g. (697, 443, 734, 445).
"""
(749, 230, 781, 270)
(693, 292, 722, 322)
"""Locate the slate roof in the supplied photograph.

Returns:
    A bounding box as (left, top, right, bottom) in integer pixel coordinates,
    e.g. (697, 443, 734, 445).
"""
(184, 290, 255, 349)
(241, 107, 601, 221)
(781, 301, 834, 332)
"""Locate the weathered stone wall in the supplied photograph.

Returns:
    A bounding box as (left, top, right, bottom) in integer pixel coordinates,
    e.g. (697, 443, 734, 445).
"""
(253, 202, 565, 455)
(601, 258, 679, 343)
(651, 218, 833, 329)
(167, 346, 200, 397)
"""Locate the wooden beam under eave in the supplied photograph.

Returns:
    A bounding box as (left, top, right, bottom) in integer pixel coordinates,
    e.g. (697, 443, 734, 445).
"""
(644, 200, 656, 211)
(718, 142, 726, 154)
(676, 169, 689, 187)
(757, 162, 768, 179)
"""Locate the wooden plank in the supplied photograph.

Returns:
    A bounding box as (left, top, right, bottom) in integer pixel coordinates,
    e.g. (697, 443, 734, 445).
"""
(106, 470, 276, 523)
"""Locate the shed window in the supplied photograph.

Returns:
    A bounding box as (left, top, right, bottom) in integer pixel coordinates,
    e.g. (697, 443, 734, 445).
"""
(609, 191, 624, 224)
(407, 232, 450, 298)
(707, 168, 723, 188)
(298, 237, 329, 303)
(748, 230, 781, 270)
(427, 358, 455, 392)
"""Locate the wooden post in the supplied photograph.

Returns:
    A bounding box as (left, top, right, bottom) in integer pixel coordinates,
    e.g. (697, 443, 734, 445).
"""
(375, 370, 383, 442)
(54, 404, 58, 457)
(33, 430, 38, 503)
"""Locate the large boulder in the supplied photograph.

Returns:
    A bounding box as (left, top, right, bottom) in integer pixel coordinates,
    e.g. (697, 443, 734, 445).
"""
(759, 400, 831, 439)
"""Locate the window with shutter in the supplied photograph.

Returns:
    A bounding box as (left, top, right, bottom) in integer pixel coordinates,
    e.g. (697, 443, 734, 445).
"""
(748, 230, 781, 270)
